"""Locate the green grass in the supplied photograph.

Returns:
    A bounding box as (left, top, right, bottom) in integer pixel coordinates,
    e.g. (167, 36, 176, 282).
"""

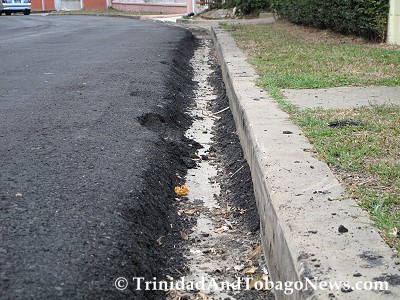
(292, 105, 399, 184)
(223, 21, 400, 252)
(293, 104, 400, 252)
(222, 21, 400, 90)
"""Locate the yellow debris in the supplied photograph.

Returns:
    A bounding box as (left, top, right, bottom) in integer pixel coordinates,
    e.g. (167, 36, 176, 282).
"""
(174, 184, 190, 196)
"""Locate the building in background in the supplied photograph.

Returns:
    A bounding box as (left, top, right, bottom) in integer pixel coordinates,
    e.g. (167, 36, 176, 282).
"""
(31, 0, 209, 14)
(112, 0, 210, 14)
(112, 0, 186, 14)
(31, 0, 55, 11)
(31, 0, 108, 11)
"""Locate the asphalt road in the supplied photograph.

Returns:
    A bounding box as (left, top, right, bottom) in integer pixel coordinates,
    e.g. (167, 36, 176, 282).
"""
(0, 15, 195, 299)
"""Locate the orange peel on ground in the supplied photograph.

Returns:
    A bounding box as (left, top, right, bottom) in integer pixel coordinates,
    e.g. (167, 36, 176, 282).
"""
(174, 184, 190, 196)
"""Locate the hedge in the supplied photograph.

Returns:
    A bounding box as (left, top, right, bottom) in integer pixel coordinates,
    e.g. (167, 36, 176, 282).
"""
(224, 0, 271, 15)
(270, 0, 390, 41)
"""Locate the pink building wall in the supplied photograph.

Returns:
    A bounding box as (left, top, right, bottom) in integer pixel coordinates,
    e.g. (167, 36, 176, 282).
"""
(112, 1, 189, 14)
(84, 0, 107, 9)
(32, 0, 55, 11)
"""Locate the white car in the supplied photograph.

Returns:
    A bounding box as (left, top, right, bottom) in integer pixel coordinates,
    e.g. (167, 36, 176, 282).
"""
(0, 0, 31, 15)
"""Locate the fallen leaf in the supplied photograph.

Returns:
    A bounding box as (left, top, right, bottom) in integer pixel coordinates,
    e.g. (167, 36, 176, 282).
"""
(245, 266, 258, 275)
(174, 185, 190, 196)
(213, 227, 224, 234)
(248, 272, 271, 290)
(211, 248, 225, 255)
(213, 226, 229, 234)
(247, 245, 262, 261)
(181, 208, 198, 216)
(165, 289, 185, 299)
(156, 236, 163, 246)
(180, 229, 189, 240)
(195, 291, 209, 300)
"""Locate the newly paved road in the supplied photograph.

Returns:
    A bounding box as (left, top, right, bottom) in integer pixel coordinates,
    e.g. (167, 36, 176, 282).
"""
(0, 15, 194, 299)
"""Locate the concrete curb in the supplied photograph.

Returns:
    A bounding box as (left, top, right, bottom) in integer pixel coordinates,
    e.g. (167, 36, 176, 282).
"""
(47, 13, 184, 21)
(48, 13, 141, 19)
(211, 26, 400, 299)
(138, 13, 182, 20)
(31, 10, 55, 14)
(178, 15, 276, 25)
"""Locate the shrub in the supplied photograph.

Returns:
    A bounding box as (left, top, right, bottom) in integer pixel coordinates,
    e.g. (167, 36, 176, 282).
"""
(270, 0, 390, 41)
(225, 0, 271, 15)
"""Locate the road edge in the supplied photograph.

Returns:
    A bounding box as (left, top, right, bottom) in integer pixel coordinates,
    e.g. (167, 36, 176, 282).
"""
(211, 26, 400, 299)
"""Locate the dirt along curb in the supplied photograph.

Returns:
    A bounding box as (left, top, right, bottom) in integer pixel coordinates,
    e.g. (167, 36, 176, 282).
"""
(211, 26, 400, 299)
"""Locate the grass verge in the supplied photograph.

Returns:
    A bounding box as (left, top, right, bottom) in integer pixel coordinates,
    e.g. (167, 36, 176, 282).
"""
(222, 21, 400, 253)
(222, 21, 400, 89)
(293, 105, 400, 252)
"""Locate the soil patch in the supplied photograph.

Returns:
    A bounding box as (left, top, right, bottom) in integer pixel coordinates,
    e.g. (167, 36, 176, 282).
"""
(209, 62, 261, 234)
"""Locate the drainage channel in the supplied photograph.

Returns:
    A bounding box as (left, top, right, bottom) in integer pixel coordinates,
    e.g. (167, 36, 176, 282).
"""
(166, 32, 275, 300)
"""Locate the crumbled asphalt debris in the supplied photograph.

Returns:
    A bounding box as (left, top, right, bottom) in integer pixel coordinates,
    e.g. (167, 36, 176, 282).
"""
(283, 130, 293, 134)
(373, 274, 400, 285)
(338, 225, 349, 233)
(359, 251, 384, 261)
(119, 31, 199, 299)
(341, 286, 354, 293)
(208, 54, 260, 233)
(298, 252, 312, 260)
(329, 120, 363, 127)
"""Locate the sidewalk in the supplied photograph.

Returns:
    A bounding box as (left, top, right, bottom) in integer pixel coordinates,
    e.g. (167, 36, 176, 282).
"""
(213, 27, 400, 300)
(283, 86, 400, 109)
(179, 13, 400, 300)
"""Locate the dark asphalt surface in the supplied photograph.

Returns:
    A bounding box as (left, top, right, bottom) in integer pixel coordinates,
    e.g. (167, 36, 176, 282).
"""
(0, 15, 195, 299)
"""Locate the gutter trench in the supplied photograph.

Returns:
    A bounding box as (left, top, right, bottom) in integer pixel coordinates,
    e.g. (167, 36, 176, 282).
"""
(166, 32, 275, 300)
